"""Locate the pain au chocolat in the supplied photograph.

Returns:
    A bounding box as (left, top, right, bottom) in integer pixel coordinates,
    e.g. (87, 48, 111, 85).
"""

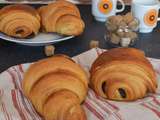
(0, 4, 40, 38)
(90, 48, 157, 101)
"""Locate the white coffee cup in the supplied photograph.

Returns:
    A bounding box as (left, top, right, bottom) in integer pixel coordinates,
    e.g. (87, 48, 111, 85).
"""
(132, 0, 160, 33)
(92, 0, 125, 22)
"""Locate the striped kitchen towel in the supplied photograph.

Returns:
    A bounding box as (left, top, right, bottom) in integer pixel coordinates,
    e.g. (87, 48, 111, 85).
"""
(0, 48, 160, 120)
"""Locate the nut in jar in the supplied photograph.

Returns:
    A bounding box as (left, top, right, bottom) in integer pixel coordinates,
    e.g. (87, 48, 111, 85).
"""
(105, 12, 139, 47)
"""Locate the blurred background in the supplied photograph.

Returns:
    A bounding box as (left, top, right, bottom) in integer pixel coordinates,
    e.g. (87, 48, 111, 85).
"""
(1, 0, 132, 4)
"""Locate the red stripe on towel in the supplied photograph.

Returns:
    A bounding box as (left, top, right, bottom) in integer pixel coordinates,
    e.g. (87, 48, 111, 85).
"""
(16, 66, 42, 120)
(1, 103, 7, 120)
(19, 90, 41, 120)
(1, 103, 10, 120)
(6, 70, 18, 89)
(89, 90, 123, 120)
(11, 90, 27, 120)
(89, 91, 112, 113)
(142, 103, 160, 118)
(89, 89, 119, 110)
(84, 100, 104, 120)
(150, 95, 160, 106)
(19, 65, 24, 73)
(13, 67, 22, 90)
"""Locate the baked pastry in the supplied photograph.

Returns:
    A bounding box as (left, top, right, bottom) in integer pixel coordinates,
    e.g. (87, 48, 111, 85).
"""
(90, 48, 157, 101)
(0, 4, 40, 38)
(22, 55, 88, 120)
(38, 0, 85, 36)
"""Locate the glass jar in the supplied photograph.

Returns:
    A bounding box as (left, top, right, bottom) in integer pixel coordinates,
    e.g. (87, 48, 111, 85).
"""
(104, 14, 139, 48)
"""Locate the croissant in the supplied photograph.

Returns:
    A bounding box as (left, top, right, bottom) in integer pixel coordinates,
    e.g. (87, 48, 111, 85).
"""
(0, 4, 40, 38)
(90, 48, 157, 101)
(22, 55, 88, 120)
(38, 0, 85, 36)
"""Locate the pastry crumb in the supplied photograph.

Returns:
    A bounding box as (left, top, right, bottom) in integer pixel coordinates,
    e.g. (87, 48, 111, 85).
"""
(120, 38, 131, 47)
(90, 40, 99, 49)
(44, 45, 55, 57)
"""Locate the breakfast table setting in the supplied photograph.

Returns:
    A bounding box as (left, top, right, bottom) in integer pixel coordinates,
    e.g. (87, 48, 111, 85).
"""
(0, 0, 160, 120)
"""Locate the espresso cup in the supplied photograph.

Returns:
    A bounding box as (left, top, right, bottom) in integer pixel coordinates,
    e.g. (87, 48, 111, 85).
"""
(92, 0, 125, 22)
(132, 0, 160, 33)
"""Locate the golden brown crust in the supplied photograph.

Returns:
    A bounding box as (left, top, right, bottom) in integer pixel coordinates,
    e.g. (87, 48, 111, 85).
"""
(56, 15, 85, 36)
(90, 48, 157, 101)
(38, 0, 84, 35)
(46, 7, 80, 32)
(43, 90, 86, 120)
(38, 0, 80, 30)
(39, 0, 80, 18)
(22, 54, 88, 120)
(0, 4, 40, 38)
(91, 48, 145, 73)
(0, 4, 40, 21)
(23, 55, 88, 97)
(29, 72, 87, 114)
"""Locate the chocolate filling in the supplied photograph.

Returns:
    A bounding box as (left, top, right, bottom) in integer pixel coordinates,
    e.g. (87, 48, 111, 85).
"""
(16, 29, 24, 35)
(102, 82, 106, 93)
(118, 88, 126, 98)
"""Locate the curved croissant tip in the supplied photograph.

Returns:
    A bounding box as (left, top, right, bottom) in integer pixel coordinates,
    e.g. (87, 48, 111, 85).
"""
(67, 105, 87, 120)
(50, 54, 76, 63)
